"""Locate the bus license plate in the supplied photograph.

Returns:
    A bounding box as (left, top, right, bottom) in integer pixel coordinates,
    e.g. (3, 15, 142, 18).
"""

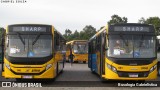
(129, 74, 138, 77)
(22, 75, 32, 79)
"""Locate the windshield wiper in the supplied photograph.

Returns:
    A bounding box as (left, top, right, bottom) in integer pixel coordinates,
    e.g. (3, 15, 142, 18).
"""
(16, 32, 25, 45)
(32, 33, 41, 45)
(139, 34, 145, 50)
(77, 44, 80, 50)
(120, 33, 128, 46)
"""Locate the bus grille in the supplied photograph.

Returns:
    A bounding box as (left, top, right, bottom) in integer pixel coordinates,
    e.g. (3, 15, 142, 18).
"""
(117, 71, 149, 78)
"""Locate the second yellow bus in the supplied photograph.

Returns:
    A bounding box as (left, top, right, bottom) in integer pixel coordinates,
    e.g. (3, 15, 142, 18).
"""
(66, 40, 88, 63)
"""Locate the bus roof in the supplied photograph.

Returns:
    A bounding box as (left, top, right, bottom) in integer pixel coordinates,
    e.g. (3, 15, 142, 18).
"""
(8, 24, 52, 27)
(110, 23, 154, 26)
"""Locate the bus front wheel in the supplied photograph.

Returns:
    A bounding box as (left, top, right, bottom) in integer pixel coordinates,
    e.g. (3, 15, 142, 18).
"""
(158, 67, 160, 76)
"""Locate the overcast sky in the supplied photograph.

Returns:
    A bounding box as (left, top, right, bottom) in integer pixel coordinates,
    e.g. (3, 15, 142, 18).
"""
(0, 0, 160, 34)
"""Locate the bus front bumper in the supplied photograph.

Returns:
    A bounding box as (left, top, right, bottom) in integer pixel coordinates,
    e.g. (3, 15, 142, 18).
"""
(2, 66, 56, 79)
(102, 69, 157, 80)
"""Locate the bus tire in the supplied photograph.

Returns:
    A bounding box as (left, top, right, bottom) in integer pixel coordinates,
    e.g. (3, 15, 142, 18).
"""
(74, 61, 78, 63)
(158, 67, 160, 76)
(83, 61, 86, 63)
(158, 62, 160, 76)
(101, 78, 106, 83)
(56, 62, 58, 76)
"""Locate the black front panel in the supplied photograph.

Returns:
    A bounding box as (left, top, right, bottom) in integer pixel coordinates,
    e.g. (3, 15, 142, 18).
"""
(5, 55, 53, 65)
(114, 60, 153, 65)
(108, 57, 155, 65)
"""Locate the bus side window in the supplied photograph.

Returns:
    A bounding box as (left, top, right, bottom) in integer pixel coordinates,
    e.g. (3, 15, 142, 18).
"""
(54, 32, 60, 51)
(92, 38, 96, 53)
(96, 35, 101, 52)
(54, 33, 56, 51)
(59, 36, 64, 51)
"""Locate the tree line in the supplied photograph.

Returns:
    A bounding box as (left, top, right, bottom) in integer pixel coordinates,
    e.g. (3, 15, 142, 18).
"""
(63, 14, 160, 41)
(0, 14, 160, 42)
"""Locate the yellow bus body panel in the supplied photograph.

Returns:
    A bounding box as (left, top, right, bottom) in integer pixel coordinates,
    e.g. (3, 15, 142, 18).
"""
(73, 53, 88, 62)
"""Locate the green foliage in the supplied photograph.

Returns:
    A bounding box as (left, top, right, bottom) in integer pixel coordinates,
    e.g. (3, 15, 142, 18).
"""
(138, 17, 146, 24)
(138, 17, 160, 35)
(108, 14, 128, 25)
(0, 27, 5, 45)
(63, 25, 96, 41)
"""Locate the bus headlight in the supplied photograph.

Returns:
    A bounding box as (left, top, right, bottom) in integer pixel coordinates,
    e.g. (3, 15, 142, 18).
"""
(112, 66, 117, 73)
(5, 64, 11, 70)
(107, 63, 111, 69)
(149, 64, 157, 73)
(106, 63, 117, 73)
(46, 64, 52, 70)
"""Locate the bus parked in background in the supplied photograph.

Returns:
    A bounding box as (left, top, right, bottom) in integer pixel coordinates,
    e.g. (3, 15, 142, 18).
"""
(88, 23, 157, 81)
(1, 24, 66, 80)
(66, 40, 88, 63)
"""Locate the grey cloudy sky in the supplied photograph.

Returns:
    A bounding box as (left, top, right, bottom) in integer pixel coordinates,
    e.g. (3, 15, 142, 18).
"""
(0, 0, 160, 34)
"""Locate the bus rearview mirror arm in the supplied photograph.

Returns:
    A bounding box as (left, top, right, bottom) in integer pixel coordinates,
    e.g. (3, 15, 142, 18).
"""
(105, 46, 108, 50)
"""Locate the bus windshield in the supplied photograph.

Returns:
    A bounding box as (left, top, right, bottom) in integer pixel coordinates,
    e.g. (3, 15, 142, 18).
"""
(108, 35, 156, 58)
(7, 34, 52, 57)
(73, 44, 88, 54)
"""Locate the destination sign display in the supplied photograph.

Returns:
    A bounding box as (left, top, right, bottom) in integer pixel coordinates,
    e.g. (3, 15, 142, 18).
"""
(114, 26, 150, 32)
(12, 26, 47, 32)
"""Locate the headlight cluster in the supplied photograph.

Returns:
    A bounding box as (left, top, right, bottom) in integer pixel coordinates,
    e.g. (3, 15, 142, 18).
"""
(5, 63, 11, 70)
(46, 64, 52, 70)
(149, 64, 157, 73)
(106, 63, 117, 73)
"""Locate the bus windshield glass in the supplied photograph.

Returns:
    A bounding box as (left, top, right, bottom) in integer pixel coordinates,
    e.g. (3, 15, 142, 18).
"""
(7, 34, 52, 57)
(108, 35, 156, 58)
(73, 43, 88, 54)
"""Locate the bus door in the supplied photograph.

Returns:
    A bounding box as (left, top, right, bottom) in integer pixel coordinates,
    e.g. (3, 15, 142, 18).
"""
(100, 32, 106, 76)
(88, 42, 91, 68)
(0, 28, 5, 73)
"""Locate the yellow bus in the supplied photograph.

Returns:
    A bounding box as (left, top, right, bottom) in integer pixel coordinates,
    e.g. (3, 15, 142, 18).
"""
(66, 40, 88, 63)
(1, 24, 66, 80)
(88, 23, 157, 81)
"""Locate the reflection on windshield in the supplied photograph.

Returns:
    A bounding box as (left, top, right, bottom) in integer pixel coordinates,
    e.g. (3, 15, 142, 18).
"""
(73, 44, 88, 54)
(108, 35, 155, 58)
(7, 35, 52, 57)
